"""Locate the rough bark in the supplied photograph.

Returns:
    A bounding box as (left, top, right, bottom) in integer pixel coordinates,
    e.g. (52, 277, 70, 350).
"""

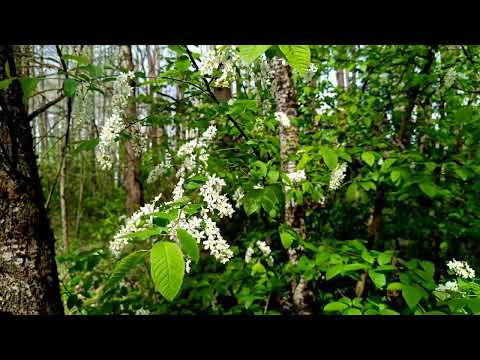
(271, 57, 311, 315)
(0, 45, 63, 315)
(120, 45, 144, 215)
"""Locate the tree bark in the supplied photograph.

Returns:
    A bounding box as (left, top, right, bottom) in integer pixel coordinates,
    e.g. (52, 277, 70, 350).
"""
(0, 45, 63, 315)
(120, 45, 144, 215)
(271, 57, 311, 315)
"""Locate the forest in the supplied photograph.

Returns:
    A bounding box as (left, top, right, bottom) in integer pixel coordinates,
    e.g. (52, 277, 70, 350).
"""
(0, 44, 479, 315)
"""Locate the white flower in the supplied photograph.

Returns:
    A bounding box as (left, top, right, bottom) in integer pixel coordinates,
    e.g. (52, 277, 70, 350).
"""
(275, 111, 291, 128)
(110, 193, 163, 257)
(185, 257, 192, 274)
(202, 216, 233, 263)
(329, 162, 348, 191)
(287, 169, 306, 184)
(199, 174, 234, 218)
(233, 187, 245, 208)
(436, 280, 459, 293)
(172, 177, 185, 201)
(245, 247, 254, 263)
(256, 240, 271, 256)
(97, 71, 135, 170)
(147, 153, 172, 184)
(135, 308, 150, 315)
(447, 259, 475, 279)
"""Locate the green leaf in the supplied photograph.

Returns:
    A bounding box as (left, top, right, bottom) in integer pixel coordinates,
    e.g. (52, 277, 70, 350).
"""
(150, 241, 185, 301)
(369, 271, 386, 289)
(64, 54, 90, 65)
(252, 262, 266, 275)
(267, 169, 279, 184)
(468, 298, 480, 314)
(278, 45, 311, 74)
(71, 138, 100, 155)
(323, 301, 349, 313)
(243, 190, 262, 216)
(378, 309, 400, 315)
(387, 282, 403, 291)
(390, 169, 402, 184)
(122, 226, 163, 240)
(361, 250, 375, 264)
(104, 250, 148, 295)
(20, 77, 39, 103)
(279, 226, 298, 249)
(176, 228, 200, 263)
(343, 308, 362, 315)
(419, 182, 438, 198)
(322, 147, 338, 170)
(377, 252, 392, 266)
(346, 183, 359, 202)
(402, 284, 426, 310)
(340, 263, 367, 273)
(361, 151, 375, 167)
(360, 181, 376, 191)
(63, 79, 77, 98)
(0, 78, 13, 91)
(238, 45, 272, 65)
(326, 265, 343, 280)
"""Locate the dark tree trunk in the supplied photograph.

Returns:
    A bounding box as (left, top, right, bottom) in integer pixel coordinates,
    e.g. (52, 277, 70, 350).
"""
(0, 45, 63, 315)
(120, 45, 144, 215)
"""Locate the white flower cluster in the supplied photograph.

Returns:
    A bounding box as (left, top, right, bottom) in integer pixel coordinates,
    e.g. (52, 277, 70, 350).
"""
(185, 257, 192, 274)
(109, 193, 163, 257)
(200, 45, 240, 87)
(244, 241, 273, 264)
(287, 169, 306, 184)
(176, 125, 216, 178)
(256, 240, 271, 256)
(435, 280, 459, 293)
(245, 247, 254, 263)
(447, 259, 475, 279)
(329, 162, 348, 191)
(233, 187, 245, 209)
(135, 308, 150, 315)
(164, 126, 235, 264)
(147, 153, 172, 184)
(200, 174, 234, 218)
(444, 68, 457, 88)
(275, 111, 291, 128)
(97, 71, 135, 170)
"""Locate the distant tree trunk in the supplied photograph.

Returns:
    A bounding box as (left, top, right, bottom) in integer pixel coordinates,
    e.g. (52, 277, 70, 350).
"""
(59, 133, 69, 249)
(120, 45, 143, 215)
(0, 45, 63, 314)
(271, 57, 311, 315)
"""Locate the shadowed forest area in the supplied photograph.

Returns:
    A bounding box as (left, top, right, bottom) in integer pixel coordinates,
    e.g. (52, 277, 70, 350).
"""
(1, 44, 479, 315)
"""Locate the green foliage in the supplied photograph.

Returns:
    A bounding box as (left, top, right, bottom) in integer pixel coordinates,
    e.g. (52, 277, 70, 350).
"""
(150, 241, 185, 301)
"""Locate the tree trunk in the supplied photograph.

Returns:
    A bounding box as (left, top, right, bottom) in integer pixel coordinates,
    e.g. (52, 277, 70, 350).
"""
(271, 57, 311, 315)
(120, 45, 143, 215)
(0, 45, 63, 315)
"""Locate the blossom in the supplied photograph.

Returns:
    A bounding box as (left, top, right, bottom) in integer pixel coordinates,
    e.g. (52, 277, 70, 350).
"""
(275, 111, 291, 127)
(245, 247, 254, 263)
(233, 187, 245, 208)
(329, 162, 348, 191)
(172, 177, 185, 201)
(202, 215, 233, 263)
(287, 169, 306, 184)
(135, 308, 150, 315)
(436, 280, 459, 293)
(256, 240, 271, 256)
(447, 259, 475, 279)
(199, 174, 234, 218)
(147, 153, 172, 184)
(97, 71, 135, 170)
(109, 193, 162, 257)
(185, 257, 192, 274)
(200, 46, 239, 87)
